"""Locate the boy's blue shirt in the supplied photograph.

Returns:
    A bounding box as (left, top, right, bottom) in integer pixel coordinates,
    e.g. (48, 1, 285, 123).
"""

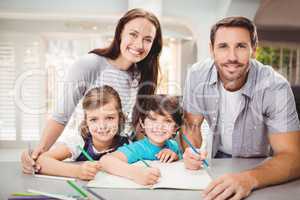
(117, 137, 182, 164)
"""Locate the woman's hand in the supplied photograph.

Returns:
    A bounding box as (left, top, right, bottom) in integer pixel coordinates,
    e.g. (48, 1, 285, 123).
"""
(21, 146, 45, 174)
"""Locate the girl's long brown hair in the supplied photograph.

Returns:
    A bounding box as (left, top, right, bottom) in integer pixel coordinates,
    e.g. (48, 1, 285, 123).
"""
(90, 8, 162, 97)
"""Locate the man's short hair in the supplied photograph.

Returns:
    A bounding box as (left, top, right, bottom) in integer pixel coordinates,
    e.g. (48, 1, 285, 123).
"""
(210, 16, 258, 48)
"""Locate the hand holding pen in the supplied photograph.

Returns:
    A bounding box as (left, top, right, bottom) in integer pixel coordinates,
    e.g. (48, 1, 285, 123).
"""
(181, 134, 209, 170)
(21, 143, 43, 174)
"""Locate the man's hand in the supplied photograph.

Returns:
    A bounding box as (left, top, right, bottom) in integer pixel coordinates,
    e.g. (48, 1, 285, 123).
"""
(183, 147, 207, 170)
(202, 172, 257, 200)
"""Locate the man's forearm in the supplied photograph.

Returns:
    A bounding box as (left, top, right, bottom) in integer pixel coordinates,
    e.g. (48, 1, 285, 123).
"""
(181, 123, 202, 149)
(245, 152, 300, 189)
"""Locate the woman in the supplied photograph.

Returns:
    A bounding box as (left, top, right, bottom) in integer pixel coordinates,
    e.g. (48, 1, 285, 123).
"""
(21, 8, 162, 174)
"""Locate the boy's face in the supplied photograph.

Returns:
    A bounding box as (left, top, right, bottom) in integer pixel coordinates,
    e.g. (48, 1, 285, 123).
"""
(86, 101, 119, 145)
(143, 111, 176, 147)
(210, 26, 256, 91)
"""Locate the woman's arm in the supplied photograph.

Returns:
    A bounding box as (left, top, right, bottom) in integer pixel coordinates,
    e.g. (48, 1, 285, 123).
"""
(21, 118, 65, 174)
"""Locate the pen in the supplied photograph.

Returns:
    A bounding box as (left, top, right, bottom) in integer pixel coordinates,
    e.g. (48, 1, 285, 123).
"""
(76, 145, 94, 161)
(181, 133, 209, 168)
(28, 142, 35, 174)
(83, 186, 107, 200)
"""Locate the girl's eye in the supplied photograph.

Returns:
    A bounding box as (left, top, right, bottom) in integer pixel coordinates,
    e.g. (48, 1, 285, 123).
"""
(89, 118, 97, 122)
(106, 117, 115, 121)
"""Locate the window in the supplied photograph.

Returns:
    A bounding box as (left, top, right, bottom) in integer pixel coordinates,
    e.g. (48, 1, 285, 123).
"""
(0, 34, 45, 148)
(256, 42, 300, 85)
(0, 32, 183, 148)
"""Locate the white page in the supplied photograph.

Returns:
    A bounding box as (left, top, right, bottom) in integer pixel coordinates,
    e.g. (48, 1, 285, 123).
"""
(87, 161, 212, 190)
(151, 161, 212, 190)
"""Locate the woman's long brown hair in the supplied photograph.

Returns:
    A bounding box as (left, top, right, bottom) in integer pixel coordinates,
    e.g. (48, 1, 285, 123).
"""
(90, 8, 162, 97)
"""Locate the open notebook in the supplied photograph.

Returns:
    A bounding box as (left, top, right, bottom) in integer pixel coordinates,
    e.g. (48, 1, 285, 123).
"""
(87, 161, 212, 190)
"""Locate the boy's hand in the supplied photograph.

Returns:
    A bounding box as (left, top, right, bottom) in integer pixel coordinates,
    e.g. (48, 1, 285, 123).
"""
(77, 161, 101, 180)
(133, 167, 161, 186)
(156, 148, 179, 163)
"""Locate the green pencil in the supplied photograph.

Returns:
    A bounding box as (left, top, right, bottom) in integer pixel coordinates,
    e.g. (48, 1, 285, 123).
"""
(76, 145, 94, 161)
(66, 180, 88, 198)
(12, 192, 39, 196)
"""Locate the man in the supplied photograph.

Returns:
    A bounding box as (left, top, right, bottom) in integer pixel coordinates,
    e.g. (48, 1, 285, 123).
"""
(182, 16, 300, 200)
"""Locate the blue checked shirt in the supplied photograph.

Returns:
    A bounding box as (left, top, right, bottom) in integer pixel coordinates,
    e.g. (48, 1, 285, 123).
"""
(183, 58, 300, 158)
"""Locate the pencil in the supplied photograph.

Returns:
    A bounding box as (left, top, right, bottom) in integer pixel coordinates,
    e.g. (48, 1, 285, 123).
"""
(76, 145, 94, 161)
(181, 134, 209, 168)
(66, 180, 88, 198)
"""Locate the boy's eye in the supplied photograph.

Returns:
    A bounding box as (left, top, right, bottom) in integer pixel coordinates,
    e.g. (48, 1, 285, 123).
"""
(147, 116, 156, 121)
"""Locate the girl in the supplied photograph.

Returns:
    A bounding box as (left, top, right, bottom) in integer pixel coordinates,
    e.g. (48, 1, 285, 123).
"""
(99, 95, 183, 185)
(22, 8, 163, 173)
(36, 86, 129, 180)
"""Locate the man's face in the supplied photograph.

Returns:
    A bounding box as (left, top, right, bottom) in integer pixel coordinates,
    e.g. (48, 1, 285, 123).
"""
(210, 27, 256, 90)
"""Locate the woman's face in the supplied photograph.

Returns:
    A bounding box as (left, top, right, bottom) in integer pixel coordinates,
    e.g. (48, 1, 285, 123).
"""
(119, 17, 156, 67)
(86, 101, 119, 144)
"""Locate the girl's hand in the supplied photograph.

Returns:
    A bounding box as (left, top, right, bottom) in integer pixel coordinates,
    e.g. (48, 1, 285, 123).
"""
(156, 148, 179, 163)
(77, 161, 101, 180)
(132, 167, 161, 186)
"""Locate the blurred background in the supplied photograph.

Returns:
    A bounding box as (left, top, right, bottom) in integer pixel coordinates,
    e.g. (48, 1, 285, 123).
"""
(0, 0, 299, 159)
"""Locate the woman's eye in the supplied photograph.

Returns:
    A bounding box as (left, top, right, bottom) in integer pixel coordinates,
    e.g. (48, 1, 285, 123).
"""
(106, 117, 114, 121)
(144, 38, 152, 43)
(129, 32, 138, 38)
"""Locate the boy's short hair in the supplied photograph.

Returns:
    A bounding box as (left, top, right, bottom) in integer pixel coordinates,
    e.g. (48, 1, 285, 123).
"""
(132, 95, 183, 128)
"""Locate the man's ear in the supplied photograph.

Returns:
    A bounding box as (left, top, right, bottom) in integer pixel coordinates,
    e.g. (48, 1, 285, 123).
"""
(209, 43, 214, 58)
(251, 46, 257, 58)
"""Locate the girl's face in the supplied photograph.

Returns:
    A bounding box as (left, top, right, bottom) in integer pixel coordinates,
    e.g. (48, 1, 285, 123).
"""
(86, 101, 120, 145)
(143, 111, 176, 147)
(118, 17, 156, 67)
